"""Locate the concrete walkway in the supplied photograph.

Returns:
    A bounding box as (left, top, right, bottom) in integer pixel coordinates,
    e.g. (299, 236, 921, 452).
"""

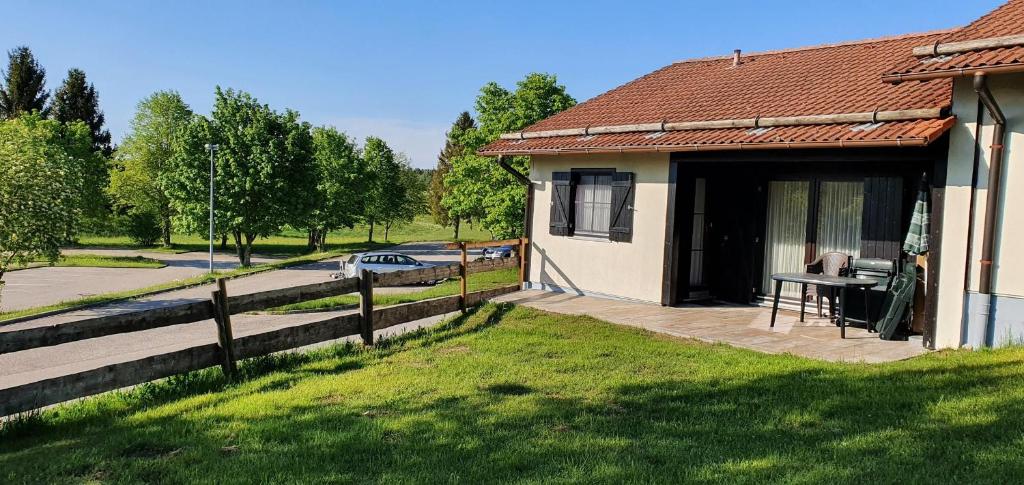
(494, 290, 930, 363)
(0, 249, 278, 312)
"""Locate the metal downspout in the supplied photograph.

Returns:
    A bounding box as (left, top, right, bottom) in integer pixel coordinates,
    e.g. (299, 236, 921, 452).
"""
(972, 73, 1007, 296)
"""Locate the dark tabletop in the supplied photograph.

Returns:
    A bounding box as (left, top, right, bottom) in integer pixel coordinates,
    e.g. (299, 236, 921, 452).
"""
(771, 272, 880, 288)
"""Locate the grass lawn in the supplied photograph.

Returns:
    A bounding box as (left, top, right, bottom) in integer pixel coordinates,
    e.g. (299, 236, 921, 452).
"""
(2, 304, 1022, 483)
(76, 215, 492, 257)
(269, 267, 519, 312)
(9, 254, 166, 271)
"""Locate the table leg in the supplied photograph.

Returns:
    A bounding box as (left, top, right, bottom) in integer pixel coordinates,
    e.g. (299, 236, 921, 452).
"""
(839, 287, 847, 339)
(863, 289, 873, 333)
(770, 280, 782, 328)
(799, 283, 807, 322)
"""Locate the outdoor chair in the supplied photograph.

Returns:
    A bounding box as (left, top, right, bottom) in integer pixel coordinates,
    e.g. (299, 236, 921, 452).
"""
(805, 252, 849, 318)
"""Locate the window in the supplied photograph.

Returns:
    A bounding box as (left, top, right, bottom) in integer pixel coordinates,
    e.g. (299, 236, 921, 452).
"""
(573, 172, 614, 236)
(361, 255, 379, 264)
(396, 255, 416, 265)
(550, 170, 634, 241)
(381, 255, 398, 264)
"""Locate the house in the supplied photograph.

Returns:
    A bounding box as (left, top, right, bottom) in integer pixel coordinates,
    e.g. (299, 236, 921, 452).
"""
(480, 0, 1024, 349)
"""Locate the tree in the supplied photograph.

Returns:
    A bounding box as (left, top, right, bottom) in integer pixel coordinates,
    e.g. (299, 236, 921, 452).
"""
(303, 126, 365, 252)
(165, 87, 315, 266)
(361, 137, 407, 242)
(108, 91, 192, 247)
(444, 73, 575, 238)
(0, 114, 90, 303)
(0, 46, 49, 119)
(382, 154, 426, 241)
(51, 68, 112, 154)
(430, 111, 476, 238)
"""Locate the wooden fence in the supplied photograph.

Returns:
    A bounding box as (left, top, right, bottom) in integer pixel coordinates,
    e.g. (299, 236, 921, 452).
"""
(0, 241, 525, 417)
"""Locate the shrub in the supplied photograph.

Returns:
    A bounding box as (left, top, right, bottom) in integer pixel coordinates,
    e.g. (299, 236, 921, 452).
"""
(122, 211, 162, 246)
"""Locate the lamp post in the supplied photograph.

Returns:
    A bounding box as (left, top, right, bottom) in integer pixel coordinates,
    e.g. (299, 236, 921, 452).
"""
(204, 143, 219, 273)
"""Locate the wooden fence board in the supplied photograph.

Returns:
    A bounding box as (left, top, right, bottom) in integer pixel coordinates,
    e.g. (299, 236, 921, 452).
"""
(0, 300, 214, 354)
(234, 313, 362, 360)
(444, 238, 526, 250)
(0, 258, 520, 355)
(228, 277, 361, 314)
(0, 343, 220, 418)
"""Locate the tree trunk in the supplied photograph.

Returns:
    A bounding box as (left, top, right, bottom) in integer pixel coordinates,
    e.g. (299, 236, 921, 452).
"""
(307, 229, 317, 251)
(453, 216, 460, 240)
(317, 230, 327, 252)
(232, 231, 245, 266)
(385, 221, 391, 241)
(367, 219, 375, 243)
(161, 214, 172, 247)
(220, 234, 228, 250)
(244, 233, 256, 267)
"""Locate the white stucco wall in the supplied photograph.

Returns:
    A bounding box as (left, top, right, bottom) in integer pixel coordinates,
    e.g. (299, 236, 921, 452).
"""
(935, 73, 1024, 348)
(527, 152, 670, 303)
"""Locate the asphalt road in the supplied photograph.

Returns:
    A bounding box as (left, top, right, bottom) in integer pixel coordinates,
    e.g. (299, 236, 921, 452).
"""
(0, 242, 464, 394)
(0, 249, 278, 312)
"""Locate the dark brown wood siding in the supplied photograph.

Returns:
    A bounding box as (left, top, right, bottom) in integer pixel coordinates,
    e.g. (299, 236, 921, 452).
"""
(861, 176, 904, 260)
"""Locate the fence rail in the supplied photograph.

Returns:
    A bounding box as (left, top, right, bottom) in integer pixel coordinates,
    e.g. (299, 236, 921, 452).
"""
(0, 256, 520, 354)
(0, 241, 527, 417)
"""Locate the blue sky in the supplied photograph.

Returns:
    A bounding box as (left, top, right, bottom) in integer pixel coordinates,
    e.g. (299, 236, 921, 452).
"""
(0, 0, 1002, 167)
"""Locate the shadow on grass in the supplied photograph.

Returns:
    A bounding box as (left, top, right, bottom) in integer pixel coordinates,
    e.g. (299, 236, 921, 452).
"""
(2, 305, 1023, 483)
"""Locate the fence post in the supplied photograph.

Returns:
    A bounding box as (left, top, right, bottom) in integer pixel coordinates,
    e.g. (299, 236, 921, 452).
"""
(211, 278, 237, 379)
(359, 268, 374, 346)
(459, 241, 468, 313)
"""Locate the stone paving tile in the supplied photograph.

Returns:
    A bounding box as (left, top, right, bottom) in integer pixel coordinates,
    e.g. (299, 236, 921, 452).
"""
(495, 290, 930, 363)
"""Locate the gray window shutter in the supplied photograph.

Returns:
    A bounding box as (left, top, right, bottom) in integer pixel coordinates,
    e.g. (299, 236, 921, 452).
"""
(609, 172, 635, 242)
(550, 172, 573, 236)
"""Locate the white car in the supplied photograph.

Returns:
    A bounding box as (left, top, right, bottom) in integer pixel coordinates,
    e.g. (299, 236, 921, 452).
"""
(481, 245, 515, 260)
(336, 251, 436, 280)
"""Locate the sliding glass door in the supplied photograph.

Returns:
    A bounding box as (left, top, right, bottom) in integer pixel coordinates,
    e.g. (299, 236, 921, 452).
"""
(761, 179, 865, 299)
(816, 181, 863, 258)
(762, 181, 810, 298)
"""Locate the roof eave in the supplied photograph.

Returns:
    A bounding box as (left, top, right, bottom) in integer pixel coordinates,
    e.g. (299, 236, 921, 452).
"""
(479, 137, 937, 157)
(883, 62, 1024, 83)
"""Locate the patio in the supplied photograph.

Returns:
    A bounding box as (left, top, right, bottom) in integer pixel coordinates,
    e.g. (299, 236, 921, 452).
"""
(494, 290, 929, 363)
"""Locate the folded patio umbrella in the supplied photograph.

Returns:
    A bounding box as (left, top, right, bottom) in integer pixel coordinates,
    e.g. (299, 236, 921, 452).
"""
(903, 179, 930, 255)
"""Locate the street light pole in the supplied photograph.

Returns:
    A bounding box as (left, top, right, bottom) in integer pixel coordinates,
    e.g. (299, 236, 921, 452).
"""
(204, 144, 219, 273)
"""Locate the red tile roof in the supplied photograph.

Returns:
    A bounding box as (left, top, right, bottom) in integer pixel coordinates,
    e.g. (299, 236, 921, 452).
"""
(482, 32, 955, 155)
(884, 0, 1024, 81)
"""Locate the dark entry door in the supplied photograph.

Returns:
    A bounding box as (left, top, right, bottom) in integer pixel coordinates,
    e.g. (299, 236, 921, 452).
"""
(706, 176, 762, 304)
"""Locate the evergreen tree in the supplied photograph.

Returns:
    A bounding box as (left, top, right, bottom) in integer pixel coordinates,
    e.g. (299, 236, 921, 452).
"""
(430, 111, 476, 238)
(51, 68, 112, 154)
(0, 46, 49, 119)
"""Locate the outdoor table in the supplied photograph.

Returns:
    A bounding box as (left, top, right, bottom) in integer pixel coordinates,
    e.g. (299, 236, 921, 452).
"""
(769, 273, 880, 338)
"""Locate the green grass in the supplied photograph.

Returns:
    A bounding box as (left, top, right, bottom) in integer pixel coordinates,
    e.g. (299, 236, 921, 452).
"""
(10, 254, 166, 271)
(2, 304, 1023, 483)
(269, 267, 519, 313)
(75, 215, 492, 257)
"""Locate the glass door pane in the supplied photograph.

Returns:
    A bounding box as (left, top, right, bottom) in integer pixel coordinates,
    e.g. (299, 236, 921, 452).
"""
(816, 181, 864, 259)
(689, 178, 707, 287)
(762, 181, 810, 298)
